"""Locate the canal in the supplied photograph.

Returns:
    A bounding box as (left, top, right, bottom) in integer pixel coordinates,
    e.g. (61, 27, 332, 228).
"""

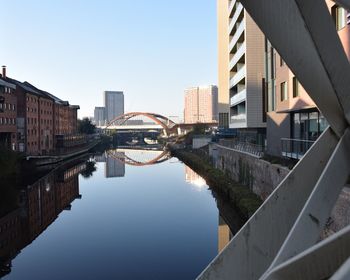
(0, 148, 236, 280)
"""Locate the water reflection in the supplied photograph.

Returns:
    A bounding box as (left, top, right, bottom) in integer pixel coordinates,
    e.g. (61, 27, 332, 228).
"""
(0, 159, 90, 277)
(0, 147, 243, 280)
(94, 148, 170, 178)
(218, 216, 233, 253)
(185, 166, 207, 190)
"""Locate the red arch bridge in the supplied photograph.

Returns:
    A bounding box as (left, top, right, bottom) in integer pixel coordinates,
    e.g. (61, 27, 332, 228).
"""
(99, 112, 218, 136)
(106, 148, 170, 167)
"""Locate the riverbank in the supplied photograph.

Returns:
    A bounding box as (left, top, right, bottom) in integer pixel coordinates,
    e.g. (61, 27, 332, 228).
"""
(171, 148, 262, 220)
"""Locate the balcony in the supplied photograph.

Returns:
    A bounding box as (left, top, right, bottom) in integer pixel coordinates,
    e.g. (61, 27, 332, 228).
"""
(281, 138, 315, 159)
(230, 65, 246, 88)
(230, 89, 246, 106)
(229, 20, 245, 53)
(231, 114, 246, 123)
(229, 41, 245, 71)
(228, 0, 237, 18)
(229, 2, 244, 35)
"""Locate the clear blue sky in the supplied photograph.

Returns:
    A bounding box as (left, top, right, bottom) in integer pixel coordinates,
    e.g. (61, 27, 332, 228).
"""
(1, 0, 217, 119)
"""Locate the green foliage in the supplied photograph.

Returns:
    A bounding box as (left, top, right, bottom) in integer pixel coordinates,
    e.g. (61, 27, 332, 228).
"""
(192, 123, 208, 134)
(78, 118, 96, 134)
(80, 160, 97, 178)
(172, 149, 262, 220)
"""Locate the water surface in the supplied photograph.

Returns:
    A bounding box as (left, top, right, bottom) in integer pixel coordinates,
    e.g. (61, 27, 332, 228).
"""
(1, 148, 234, 280)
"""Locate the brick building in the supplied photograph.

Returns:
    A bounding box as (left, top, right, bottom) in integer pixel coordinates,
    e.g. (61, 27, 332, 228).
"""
(1, 66, 80, 155)
(0, 75, 17, 150)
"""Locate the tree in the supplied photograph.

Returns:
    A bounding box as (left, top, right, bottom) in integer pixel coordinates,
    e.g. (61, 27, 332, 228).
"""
(77, 118, 96, 134)
(80, 160, 97, 178)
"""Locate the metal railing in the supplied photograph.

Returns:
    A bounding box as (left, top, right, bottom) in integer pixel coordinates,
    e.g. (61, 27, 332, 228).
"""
(219, 139, 264, 158)
(281, 138, 315, 159)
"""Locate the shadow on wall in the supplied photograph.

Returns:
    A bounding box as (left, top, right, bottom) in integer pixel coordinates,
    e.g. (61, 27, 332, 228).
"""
(266, 111, 290, 157)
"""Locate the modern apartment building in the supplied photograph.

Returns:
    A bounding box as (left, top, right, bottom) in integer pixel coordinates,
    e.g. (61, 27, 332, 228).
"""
(184, 85, 218, 124)
(104, 91, 124, 122)
(94, 107, 105, 126)
(217, 0, 266, 140)
(265, 0, 350, 158)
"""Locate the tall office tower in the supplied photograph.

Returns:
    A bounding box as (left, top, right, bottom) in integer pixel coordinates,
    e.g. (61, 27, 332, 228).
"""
(217, 0, 266, 142)
(184, 85, 218, 124)
(104, 91, 124, 122)
(93, 107, 105, 126)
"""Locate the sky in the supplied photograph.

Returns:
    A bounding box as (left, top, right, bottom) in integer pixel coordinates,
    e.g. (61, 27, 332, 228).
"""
(1, 0, 217, 119)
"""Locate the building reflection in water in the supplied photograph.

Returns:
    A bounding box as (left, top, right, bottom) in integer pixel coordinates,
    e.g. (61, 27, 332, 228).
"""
(0, 160, 86, 277)
(94, 152, 126, 178)
(218, 216, 233, 253)
(185, 166, 207, 189)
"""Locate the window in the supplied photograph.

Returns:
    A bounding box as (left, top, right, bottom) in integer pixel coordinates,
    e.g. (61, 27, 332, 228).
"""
(280, 81, 288, 101)
(293, 77, 299, 98)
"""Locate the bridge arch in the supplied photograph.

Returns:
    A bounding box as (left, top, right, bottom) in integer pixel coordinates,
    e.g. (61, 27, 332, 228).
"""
(105, 112, 177, 132)
(106, 149, 170, 166)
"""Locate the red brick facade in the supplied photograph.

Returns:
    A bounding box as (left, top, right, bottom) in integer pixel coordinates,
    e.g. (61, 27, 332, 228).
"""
(2, 66, 80, 155)
(0, 79, 17, 150)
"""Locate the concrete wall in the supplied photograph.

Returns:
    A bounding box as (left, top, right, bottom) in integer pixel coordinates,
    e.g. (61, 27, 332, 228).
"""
(211, 142, 289, 199)
(266, 111, 290, 156)
(210, 142, 350, 232)
(193, 136, 212, 149)
(245, 11, 266, 128)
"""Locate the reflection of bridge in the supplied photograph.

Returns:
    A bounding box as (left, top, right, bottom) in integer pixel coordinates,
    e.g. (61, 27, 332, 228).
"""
(106, 148, 170, 166)
(99, 112, 217, 136)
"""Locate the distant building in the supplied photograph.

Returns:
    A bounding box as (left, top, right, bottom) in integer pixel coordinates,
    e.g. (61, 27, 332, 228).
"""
(104, 91, 124, 122)
(94, 107, 105, 126)
(184, 85, 218, 124)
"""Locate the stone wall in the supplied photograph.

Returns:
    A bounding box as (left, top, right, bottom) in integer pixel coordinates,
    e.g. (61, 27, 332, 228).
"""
(210, 143, 289, 199)
(210, 142, 350, 234)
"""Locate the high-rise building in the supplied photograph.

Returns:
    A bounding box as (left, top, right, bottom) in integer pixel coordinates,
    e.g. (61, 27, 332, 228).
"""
(94, 107, 105, 126)
(217, 0, 266, 143)
(264, 0, 350, 158)
(217, 0, 230, 128)
(184, 85, 218, 124)
(104, 91, 124, 122)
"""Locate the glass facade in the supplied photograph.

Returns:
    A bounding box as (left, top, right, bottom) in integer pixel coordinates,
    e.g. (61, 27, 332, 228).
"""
(292, 110, 328, 141)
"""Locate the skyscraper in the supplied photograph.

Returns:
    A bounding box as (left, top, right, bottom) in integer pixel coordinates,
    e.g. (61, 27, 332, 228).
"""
(93, 107, 105, 126)
(104, 91, 124, 122)
(184, 85, 218, 124)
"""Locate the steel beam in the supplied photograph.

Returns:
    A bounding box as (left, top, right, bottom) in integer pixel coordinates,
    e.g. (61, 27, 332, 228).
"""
(262, 225, 350, 280)
(197, 128, 338, 280)
(294, 0, 350, 126)
(331, 258, 350, 280)
(240, 0, 347, 137)
(265, 128, 350, 274)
